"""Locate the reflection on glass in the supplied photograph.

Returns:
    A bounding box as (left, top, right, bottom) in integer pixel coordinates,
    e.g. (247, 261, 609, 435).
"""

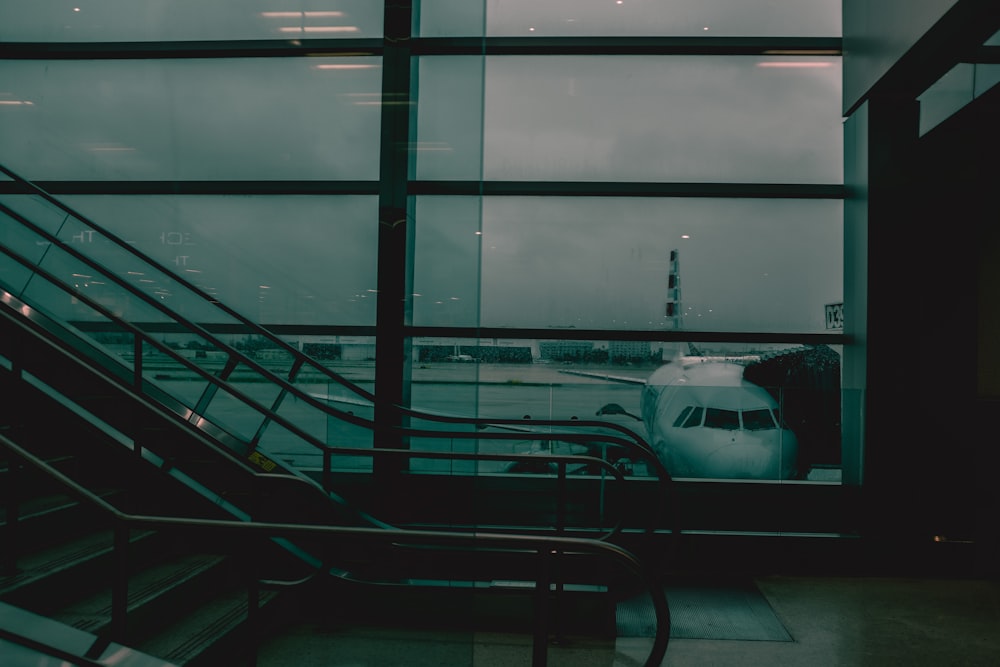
(413, 196, 843, 333)
(65, 195, 380, 326)
(0, 58, 382, 181)
(417, 55, 842, 183)
(0, 1, 384, 42)
(417, 0, 841, 37)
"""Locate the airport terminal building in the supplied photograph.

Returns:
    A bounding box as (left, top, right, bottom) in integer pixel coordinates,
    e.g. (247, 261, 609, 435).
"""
(1, 2, 998, 665)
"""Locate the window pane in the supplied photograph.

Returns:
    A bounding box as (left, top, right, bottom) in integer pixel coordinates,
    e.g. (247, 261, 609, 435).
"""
(0, 58, 382, 181)
(743, 408, 777, 431)
(705, 407, 740, 430)
(418, 0, 841, 37)
(413, 196, 843, 333)
(413, 57, 486, 180)
(411, 197, 483, 328)
(63, 195, 379, 326)
(0, 1, 383, 42)
(402, 338, 843, 483)
(682, 407, 704, 428)
(416, 56, 843, 183)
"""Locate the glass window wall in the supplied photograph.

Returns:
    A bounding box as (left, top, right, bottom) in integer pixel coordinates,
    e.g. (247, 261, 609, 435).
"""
(0, 0, 850, 509)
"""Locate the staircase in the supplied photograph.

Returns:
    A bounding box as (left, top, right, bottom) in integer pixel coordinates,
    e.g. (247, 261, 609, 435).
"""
(0, 164, 672, 665)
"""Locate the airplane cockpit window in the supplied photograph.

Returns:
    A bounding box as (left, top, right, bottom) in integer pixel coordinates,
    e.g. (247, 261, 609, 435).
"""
(704, 407, 740, 431)
(742, 408, 778, 431)
(673, 405, 694, 427)
(681, 406, 703, 428)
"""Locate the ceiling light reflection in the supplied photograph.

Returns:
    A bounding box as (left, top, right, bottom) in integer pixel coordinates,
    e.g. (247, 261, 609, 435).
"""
(279, 26, 359, 34)
(764, 50, 841, 55)
(757, 61, 835, 68)
(314, 64, 378, 70)
(409, 142, 452, 152)
(262, 11, 345, 18)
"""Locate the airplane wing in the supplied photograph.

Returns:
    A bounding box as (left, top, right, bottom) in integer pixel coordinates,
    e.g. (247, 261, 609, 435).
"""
(558, 369, 648, 384)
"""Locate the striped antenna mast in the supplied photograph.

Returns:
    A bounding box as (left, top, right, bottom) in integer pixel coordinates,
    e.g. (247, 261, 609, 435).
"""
(665, 248, 682, 329)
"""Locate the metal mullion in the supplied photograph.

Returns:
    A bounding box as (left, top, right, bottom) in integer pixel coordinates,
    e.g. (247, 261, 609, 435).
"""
(0, 37, 842, 60)
(404, 326, 846, 347)
(0, 180, 379, 197)
(373, 0, 414, 480)
(410, 181, 846, 199)
(4, 180, 846, 199)
(0, 38, 383, 60)
(411, 36, 841, 57)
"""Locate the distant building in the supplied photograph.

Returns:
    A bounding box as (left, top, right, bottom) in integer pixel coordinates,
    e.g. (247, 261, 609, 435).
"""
(538, 340, 594, 361)
(608, 340, 652, 363)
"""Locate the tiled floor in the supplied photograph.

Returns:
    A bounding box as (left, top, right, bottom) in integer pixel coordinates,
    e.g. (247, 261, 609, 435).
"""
(633, 575, 1000, 666)
(256, 575, 1000, 666)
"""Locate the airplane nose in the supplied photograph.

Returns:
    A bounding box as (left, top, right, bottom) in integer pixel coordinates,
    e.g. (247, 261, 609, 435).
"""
(704, 443, 776, 479)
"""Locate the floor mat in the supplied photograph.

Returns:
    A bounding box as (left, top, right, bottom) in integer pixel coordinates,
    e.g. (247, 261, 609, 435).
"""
(616, 580, 792, 641)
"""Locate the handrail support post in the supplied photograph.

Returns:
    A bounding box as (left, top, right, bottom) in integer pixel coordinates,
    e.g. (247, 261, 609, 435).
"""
(111, 521, 129, 643)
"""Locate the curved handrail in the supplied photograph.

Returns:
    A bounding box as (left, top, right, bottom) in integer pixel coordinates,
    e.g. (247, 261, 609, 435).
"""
(0, 298, 656, 540)
(0, 432, 671, 667)
(0, 294, 647, 542)
(0, 163, 664, 458)
(0, 165, 680, 543)
(0, 248, 678, 541)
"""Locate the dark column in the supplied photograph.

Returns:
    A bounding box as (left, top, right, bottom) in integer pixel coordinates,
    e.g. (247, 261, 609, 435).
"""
(859, 94, 927, 548)
(861, 84, 998, 568)
(374, 1, 414, 487)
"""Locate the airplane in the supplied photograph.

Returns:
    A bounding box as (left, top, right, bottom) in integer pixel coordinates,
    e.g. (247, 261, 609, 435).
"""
(444, 354, 476, 362)
(561, 345, 798, 480)
(630, 354, 798, 480)
(306, 346, 799, 481)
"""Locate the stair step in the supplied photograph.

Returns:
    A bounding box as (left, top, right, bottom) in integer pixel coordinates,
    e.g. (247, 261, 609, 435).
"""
(0, 528, 158, 613)
(0, 600, 181, 667)
(52, 553, 230, 639)
(137, 587, 280, 667)
(2, 488, 122, 549)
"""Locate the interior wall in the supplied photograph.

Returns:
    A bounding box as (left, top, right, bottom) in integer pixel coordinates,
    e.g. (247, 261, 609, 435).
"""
(843, 0, 957, 111)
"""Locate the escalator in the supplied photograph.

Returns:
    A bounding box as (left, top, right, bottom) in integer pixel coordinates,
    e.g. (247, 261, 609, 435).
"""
(0, 161, 674, 543)
(0, 164, 673, 664)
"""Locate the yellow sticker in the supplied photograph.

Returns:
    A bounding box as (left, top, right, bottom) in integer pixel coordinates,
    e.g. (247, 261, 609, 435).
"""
(248, 450, 277, 472)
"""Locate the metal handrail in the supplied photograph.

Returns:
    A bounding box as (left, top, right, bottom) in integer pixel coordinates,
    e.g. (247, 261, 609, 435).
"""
(0, 211, 669, 478)
(0, 626, 118, 667)
(0, 258, 677, 542)
(0, 164, 679, 546)
(0, 432, 671, 667)
(0, 298, 646, 543)
(0, 162, 665, 463)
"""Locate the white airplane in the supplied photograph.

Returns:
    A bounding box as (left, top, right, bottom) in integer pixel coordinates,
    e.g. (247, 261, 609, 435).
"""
(308, 348, 799, 481)
(630, 356, 799, 480)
